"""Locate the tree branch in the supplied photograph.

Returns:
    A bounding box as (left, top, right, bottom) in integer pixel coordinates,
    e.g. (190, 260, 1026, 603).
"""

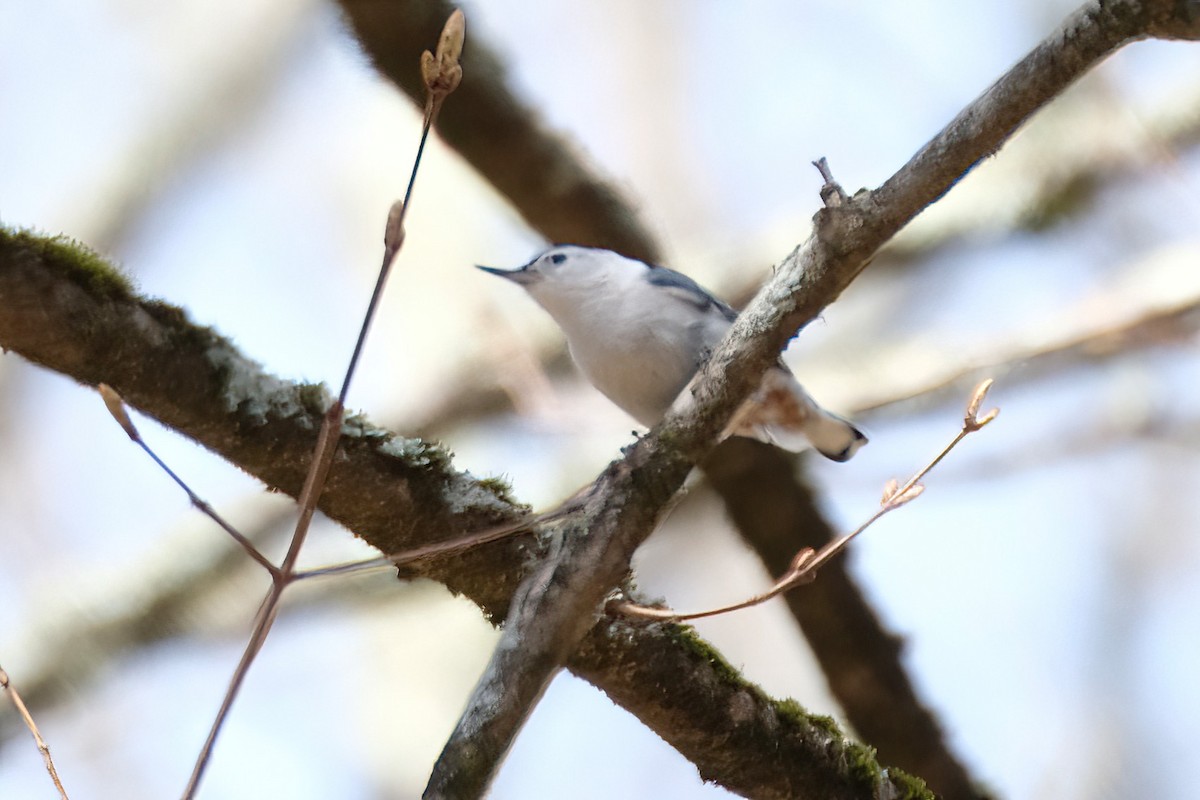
(0, 228, 918, 798)
(423, 0, 1200, 795)
(334, 2, 985, 792)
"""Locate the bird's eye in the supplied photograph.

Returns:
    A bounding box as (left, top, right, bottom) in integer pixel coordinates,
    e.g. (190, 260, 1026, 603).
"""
(549, 253, 567, 265)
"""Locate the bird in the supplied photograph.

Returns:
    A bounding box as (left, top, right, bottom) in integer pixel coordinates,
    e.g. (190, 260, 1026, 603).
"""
(477, 245, 866, 461)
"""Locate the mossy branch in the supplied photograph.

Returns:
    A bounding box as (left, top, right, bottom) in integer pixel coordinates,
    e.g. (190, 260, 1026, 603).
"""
(0, 225, 925, 798)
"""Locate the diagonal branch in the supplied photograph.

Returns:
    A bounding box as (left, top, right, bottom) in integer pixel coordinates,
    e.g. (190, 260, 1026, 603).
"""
(335, 2, 984, 793)
(424, 0, 1200, 796)
(0, 228, 911, 797)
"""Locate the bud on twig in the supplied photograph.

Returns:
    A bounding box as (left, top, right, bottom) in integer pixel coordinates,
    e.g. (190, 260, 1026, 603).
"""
(422, 9, 465, 105)
(99, 383, 140, 442)
(965, 378, 1000, 431)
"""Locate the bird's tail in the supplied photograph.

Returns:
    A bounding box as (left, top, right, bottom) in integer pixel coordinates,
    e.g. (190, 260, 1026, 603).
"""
(726, 368, 867, 461)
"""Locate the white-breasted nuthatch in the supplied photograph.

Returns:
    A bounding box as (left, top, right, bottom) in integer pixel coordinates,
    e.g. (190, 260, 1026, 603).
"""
(478, 245, 867, 461)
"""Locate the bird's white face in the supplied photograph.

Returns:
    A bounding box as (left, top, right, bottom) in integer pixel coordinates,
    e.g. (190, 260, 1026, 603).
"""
(480, 245, 639, 289)
(477, 245, 641, 317)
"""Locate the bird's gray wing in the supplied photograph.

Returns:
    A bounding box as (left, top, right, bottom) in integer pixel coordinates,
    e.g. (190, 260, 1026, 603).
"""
(644, 265, 738, 323)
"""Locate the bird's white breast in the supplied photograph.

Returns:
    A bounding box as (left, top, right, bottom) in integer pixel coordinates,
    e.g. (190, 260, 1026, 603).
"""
(545, 280, 728, 426)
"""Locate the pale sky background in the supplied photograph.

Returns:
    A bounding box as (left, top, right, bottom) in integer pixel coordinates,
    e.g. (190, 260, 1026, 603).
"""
(2, 1, 1199, 798)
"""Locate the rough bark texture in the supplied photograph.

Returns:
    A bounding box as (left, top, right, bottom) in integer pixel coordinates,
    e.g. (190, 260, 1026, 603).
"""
(0, 228, 925, 798)
(336, 2, 988, 795)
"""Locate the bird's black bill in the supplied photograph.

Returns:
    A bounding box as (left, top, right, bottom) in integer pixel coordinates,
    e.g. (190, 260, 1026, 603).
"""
(475, 264, 540, 285)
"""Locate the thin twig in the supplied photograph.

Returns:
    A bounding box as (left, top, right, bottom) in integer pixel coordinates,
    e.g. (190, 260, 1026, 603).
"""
(613, 380, 999, 622)
(292, 516, 533, 581)
(180, 12, 466, 800)
(1, 663, 69, 800)
(292, 479, 603, 582)
(277, 402, 345, 577)
(340, 10, 463, 404)
(337, 0, 661, 263)
(179, 409, 343, 796)
(98, 385, 278, 576)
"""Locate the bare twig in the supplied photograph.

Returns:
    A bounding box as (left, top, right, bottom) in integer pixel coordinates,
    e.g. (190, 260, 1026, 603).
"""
(344, 9, 464, 404)
(813, 156, 850, 206)
(614, 380, 999, 622)
(1, 663, 69, 800)
(181, 12, 466, 799)
(699, 437, 989, 800)
(98, 384, 278, 576)
(292, 514, 535, 581)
